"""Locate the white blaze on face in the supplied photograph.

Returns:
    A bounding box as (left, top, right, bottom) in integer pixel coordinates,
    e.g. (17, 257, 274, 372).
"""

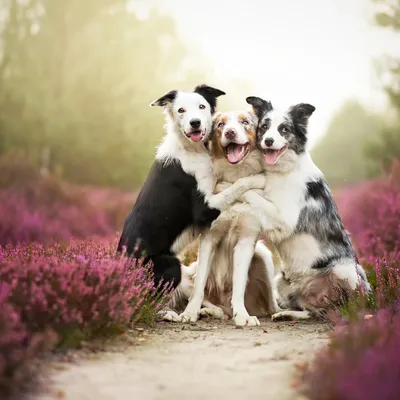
(216, 111, 254, 164)
(260, 109, 289, 165)
(171, 92, 212, 142)
(220, 111, 250, 147)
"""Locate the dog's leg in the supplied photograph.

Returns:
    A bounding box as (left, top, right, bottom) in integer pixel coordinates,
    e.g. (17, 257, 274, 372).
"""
(199, 299, 225, 319)
(271, 310, 311, 321)
(207, 174, 265, 211)
(254, 241, 281, 314)
(232, 237, 260, 327)
(178, 232, 215, 323)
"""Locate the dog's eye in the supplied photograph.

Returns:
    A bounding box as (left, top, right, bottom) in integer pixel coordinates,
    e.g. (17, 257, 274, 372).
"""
(199, 104, 206, 110)
(178, 108, 185, 113)
(281, 127, 287, 133)
(261, 124, 268, 130)
(242, 120, 249, 125)
(218, 122, 225, 128)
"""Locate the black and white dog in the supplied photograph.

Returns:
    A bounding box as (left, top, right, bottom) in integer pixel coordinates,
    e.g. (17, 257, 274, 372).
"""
(117, 85, 265, 295)
(230, 96, 371, 320)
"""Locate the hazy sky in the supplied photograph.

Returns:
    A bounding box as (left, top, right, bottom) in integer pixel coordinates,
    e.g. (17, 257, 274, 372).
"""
(132, 0, 399, 147)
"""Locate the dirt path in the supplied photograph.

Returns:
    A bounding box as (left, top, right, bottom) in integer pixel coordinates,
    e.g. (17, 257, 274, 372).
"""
(37, 319, 330, 400)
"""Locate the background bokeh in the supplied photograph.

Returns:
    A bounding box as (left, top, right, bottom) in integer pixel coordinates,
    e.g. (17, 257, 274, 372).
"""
(1, 0, 399, 192)
(1, 2, 400, 397)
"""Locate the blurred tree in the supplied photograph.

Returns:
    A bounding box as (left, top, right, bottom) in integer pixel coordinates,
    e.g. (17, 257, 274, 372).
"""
(363, 0, 400, 174)
(0, 1, 212, 188)
(311, 101, 383, 188)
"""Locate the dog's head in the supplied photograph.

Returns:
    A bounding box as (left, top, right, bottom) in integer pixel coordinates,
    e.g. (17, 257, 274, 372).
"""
(246, 96, 315, 166)
(150, 84, 225, 144)
(211, 110, 258, 164)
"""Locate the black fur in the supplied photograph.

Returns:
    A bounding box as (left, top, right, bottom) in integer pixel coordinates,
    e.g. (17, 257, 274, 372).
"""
(247, 97, 315, 155)
(118, 161, 220, 288)
(194, 84, 226, 114)
(295, 179, 357, 269)
(286, 103, 315, 154)
(118, 85, 225, 289)
(246, 96, 273, 120)
(150, 90, 178, 107)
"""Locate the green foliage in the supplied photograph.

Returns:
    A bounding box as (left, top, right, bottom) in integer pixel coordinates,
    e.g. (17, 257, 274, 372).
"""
(362, 0, 400, 175)
(0, 1, 248, 189)
(311, 101, 384, 187)
(363, 125, 400, 175)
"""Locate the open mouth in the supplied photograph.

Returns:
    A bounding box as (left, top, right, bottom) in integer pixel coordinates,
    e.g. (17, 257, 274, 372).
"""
(264, 146, 287, 165)
(224, 142, 250, 164)
(186, 129, 206, 143)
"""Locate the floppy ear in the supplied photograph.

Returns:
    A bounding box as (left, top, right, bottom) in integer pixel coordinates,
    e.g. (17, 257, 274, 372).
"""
(210, 111, 222, 139)
(194, 84, 226, 114)
(212, 111, 222, 123)
(246, 96, 273, 120)
(149, 90, 178, 107)
(289, 103, 316, 120)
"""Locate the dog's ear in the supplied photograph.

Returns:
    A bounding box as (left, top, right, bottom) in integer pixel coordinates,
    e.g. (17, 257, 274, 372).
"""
(289, 103, 316, 120)
(149, 90, 178, 107)
(194, 84, 226, 114)
(246, 96, 273, 120)
(212, 111, 223, 124)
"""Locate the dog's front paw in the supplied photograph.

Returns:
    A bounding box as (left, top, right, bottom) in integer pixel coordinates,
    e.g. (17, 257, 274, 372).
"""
(271, 311, 293, 322)
(178, 311, 199, 323)
(271, 310, 311, 321)
(199, 307, 224, 319)
(234, 314, 260, 327)
(158, 310, 180, 322)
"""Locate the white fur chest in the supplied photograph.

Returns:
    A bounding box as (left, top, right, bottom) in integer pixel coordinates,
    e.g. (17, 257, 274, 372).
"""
(157, 132, 215, 198)
(263, 153, 323, 242)
(264, 171, 306, 237)
(179, 151, 215, 197)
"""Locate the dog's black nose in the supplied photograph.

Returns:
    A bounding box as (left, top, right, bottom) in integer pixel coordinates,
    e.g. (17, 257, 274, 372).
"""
(190, 119, 201, 129)
(224, 128, 237, 139)
(264, 138, 274, 147)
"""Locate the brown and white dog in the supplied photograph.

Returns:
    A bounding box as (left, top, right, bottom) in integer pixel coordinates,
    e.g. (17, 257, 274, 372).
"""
(175, 110, 280, 326)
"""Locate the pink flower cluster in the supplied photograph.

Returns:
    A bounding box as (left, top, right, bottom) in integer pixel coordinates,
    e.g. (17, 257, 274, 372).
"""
(0, 157, 135, 246)
(335, 162, 400, 264)
(0, 239, 171, 396)
(301, 162, 400, 400)
(300, 306, 400, 400)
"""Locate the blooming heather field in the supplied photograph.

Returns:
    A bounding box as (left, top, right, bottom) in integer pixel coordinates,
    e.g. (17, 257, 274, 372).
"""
(1, 160, 400, 399)
(299, 163, 400, 400)
(0, 160, 171, 397)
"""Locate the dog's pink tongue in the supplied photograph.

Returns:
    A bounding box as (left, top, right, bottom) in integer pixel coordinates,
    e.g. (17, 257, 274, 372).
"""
(264, 150, 279, 165)
(190, 132, 203, 142)
(227, 144, 243, 163)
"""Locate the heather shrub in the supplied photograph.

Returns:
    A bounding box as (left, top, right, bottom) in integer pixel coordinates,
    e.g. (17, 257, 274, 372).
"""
(336, 161, 400, 264)
(0, 157, 134, 246)
(0, 238, 171, 396)
(0, 239, 171, 347)
(300, 164, 400, 399)
(299, 307, 400, 400)
(0, 284, 57, 397)
(340, 260, 400, 320)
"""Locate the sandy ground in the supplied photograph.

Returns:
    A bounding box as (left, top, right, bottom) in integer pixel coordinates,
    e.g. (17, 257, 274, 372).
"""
(35, 318, 330, 400)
